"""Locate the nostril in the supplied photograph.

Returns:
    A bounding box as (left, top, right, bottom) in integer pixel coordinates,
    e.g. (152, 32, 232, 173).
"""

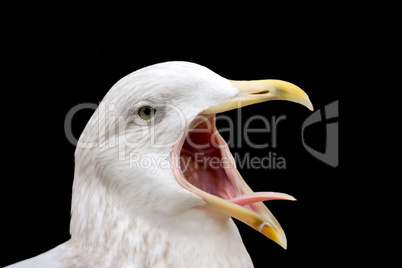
(251, 90, 269, 95)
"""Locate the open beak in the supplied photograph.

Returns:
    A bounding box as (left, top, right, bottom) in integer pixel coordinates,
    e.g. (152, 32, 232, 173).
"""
(172, 79, 313, 249)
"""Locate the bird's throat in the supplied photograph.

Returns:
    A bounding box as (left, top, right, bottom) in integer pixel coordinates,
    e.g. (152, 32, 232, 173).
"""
(69, 171, 252, 266)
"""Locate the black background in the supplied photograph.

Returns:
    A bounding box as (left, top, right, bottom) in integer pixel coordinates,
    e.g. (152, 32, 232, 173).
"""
(1, 9, 352, 268)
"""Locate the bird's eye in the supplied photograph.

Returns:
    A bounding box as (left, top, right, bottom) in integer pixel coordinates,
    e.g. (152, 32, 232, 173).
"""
(137, 106, 156, 120)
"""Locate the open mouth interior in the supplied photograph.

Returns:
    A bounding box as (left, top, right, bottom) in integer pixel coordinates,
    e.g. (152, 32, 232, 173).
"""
(178, 115, 248, 201)
(172, 115, 293, 211)
(171, 114, 293, 248)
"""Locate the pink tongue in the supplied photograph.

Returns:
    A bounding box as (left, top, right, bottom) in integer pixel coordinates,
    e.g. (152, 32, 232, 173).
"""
(228, 192, 296, 206)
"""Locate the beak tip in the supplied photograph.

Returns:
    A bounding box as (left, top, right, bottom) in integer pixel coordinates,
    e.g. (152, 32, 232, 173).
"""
(274, 234, 288, 250)
(301, 99, 314, 111)
(303, 98, 314, 111)
(277, 234, 288, 250)
(260, 223, 288, 250)
(276, 232, 288, 250)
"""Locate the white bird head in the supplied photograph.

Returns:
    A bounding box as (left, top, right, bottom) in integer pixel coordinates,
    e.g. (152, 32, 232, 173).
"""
(73, 61, 313, 252)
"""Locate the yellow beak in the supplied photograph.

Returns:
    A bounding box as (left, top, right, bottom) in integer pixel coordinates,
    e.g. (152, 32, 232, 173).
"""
(204, 79, 313, 114)
(199, 79, 313, 249)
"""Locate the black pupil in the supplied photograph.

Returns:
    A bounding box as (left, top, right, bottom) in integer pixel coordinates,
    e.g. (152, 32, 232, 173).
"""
(143, 107, 152, 115)
(140, 106, 154, 119)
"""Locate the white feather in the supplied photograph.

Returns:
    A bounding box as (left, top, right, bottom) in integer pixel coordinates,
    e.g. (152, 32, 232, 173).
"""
(6, 62, 253, 267)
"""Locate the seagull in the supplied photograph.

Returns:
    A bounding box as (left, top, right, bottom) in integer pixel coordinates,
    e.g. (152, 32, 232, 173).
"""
(7, 61, 313, 268)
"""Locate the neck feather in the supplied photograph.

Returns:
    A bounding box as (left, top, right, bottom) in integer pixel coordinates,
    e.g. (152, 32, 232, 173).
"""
(69, 166, 253, 267)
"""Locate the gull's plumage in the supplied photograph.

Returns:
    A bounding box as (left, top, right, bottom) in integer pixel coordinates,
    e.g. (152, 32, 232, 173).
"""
(7, 61, 312, 268)
(8, 62, 252, 268)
